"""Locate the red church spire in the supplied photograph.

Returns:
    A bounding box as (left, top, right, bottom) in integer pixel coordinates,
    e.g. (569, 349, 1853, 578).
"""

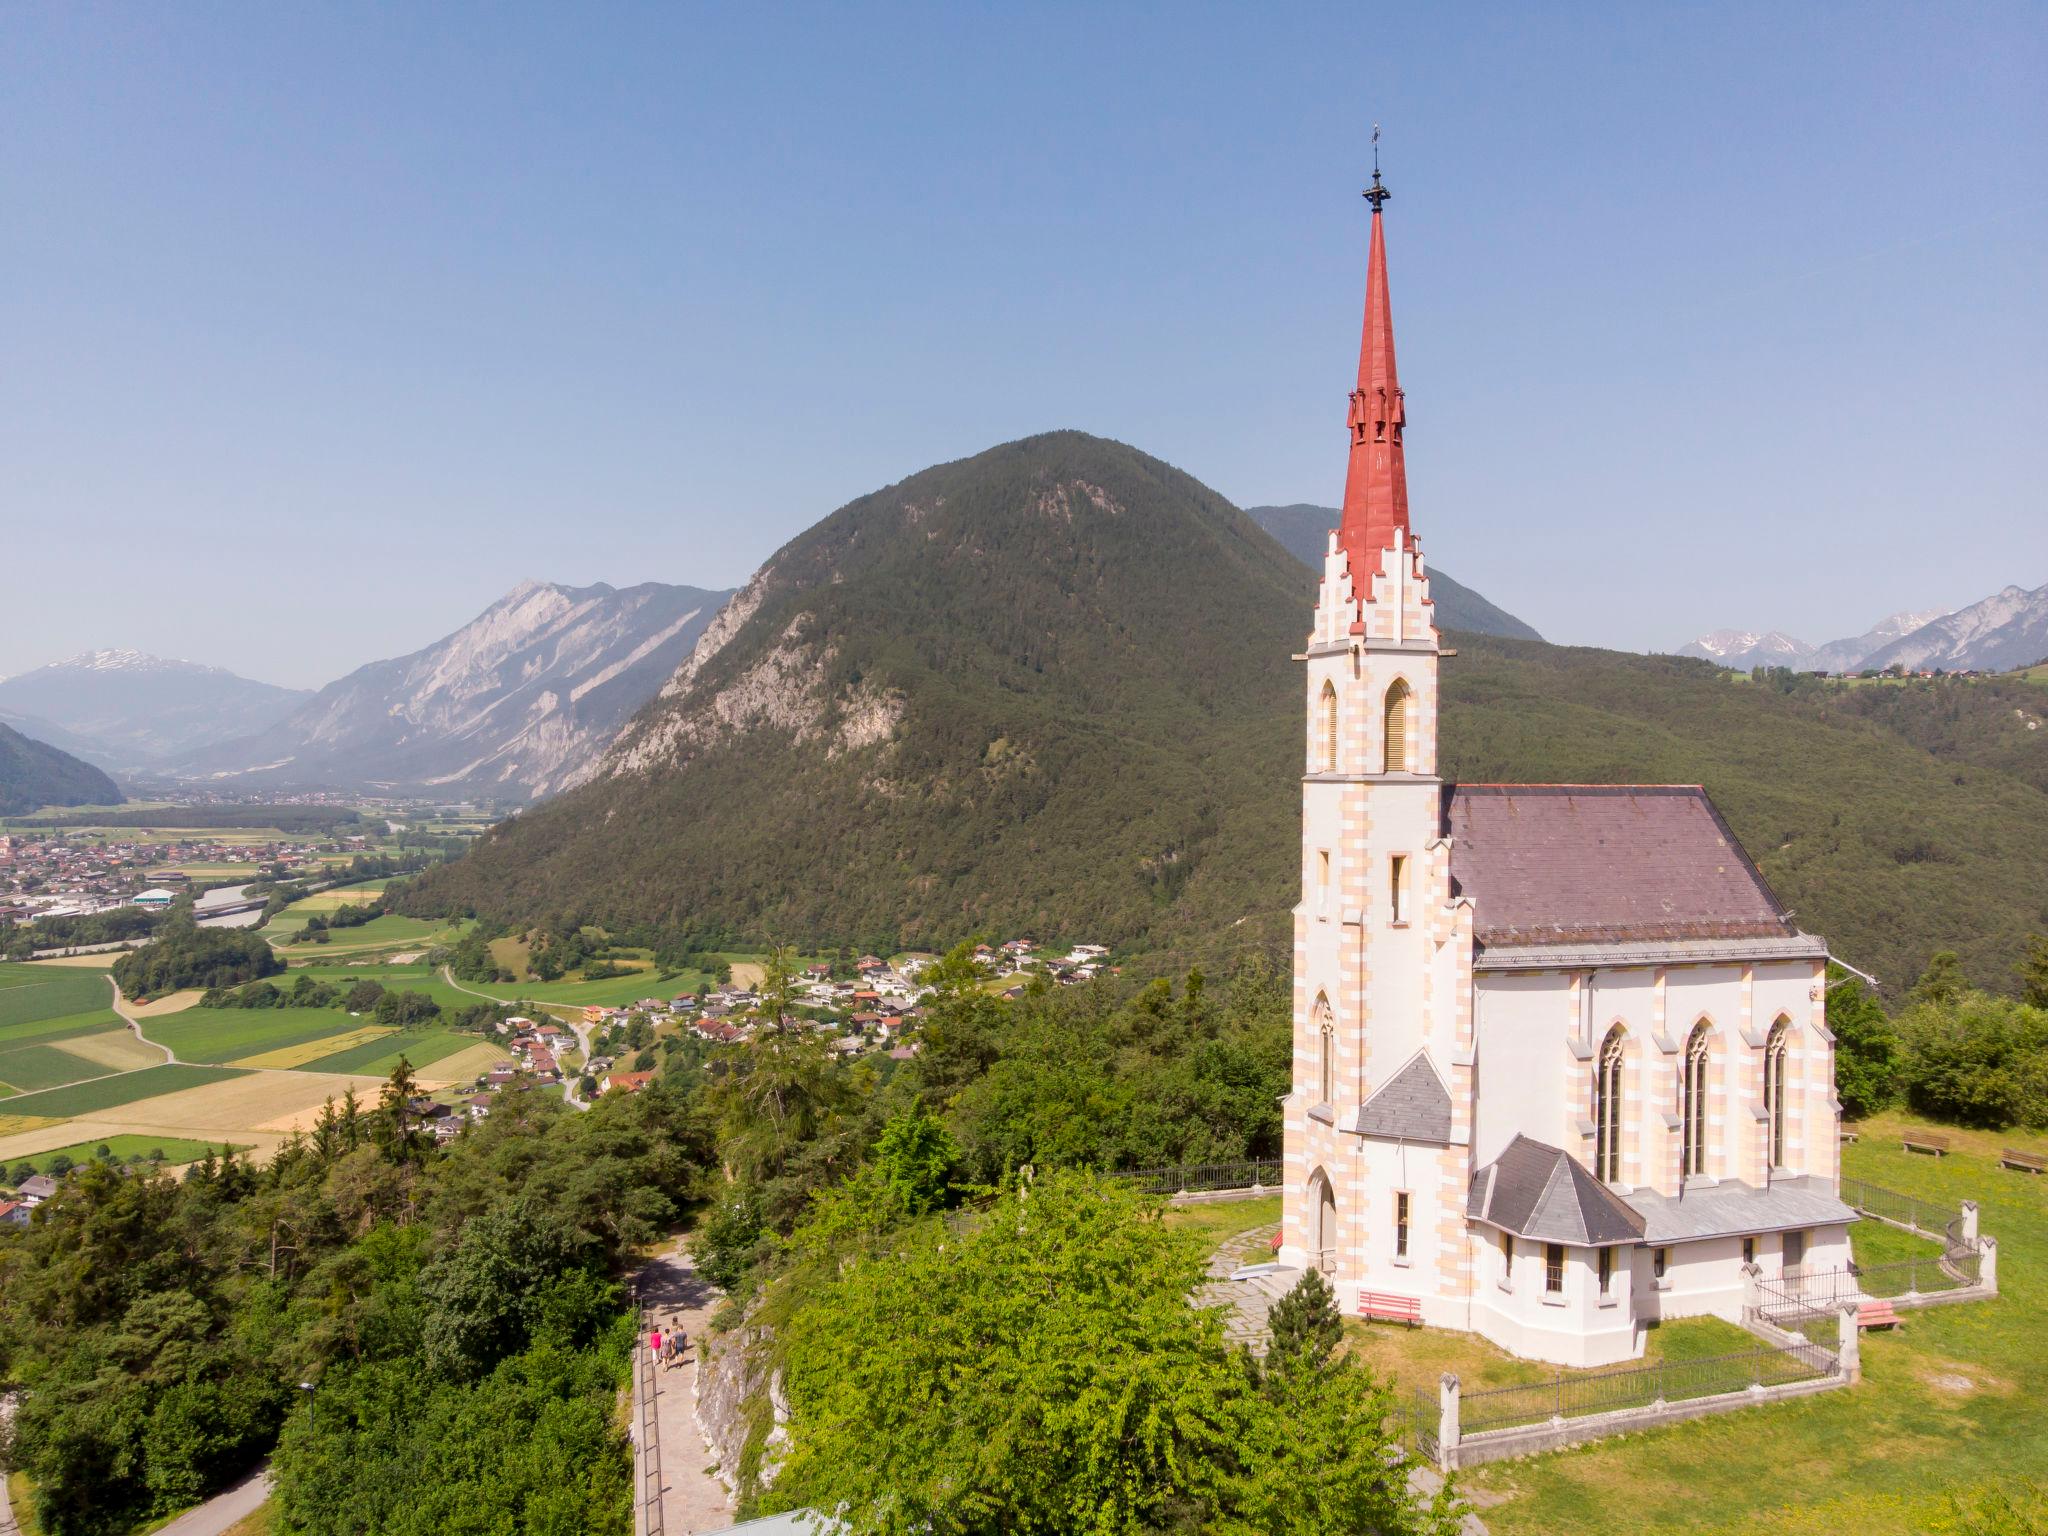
(1336, 160, 1411, 591)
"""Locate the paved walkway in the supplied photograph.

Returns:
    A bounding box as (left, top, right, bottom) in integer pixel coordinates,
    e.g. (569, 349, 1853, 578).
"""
(153, 1469, 272, 1536)
(1196, 1221, 1297, 1353)
(633, 1240, 736, 1535)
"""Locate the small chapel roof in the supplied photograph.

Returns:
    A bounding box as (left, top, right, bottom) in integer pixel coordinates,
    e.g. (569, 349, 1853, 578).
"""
(1466, 1135, 1647, 1246)
(1443, 784, 1802, 950)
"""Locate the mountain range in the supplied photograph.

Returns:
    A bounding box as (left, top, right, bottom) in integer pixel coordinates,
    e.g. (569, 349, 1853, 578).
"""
(0, 650, 310, 771)
(1242, 504, 1541, 640)
(402, 431, 2048, 995)
(174, 580, 734, 802)
(1677, 584, 2048, 675)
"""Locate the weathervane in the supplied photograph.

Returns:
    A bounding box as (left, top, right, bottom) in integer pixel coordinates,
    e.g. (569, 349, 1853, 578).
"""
(1365, 123, 1390, 211)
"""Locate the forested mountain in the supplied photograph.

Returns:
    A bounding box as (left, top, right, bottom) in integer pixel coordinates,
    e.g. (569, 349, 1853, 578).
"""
(403, 432, 2048, 995)
(0, 721, 123, 815)
(1242, 502, 1541, 640)
(0, 650, 308, 770)
(176, 580, 733, 802)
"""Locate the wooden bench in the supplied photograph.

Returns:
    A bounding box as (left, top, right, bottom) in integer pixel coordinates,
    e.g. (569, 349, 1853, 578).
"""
(2000, 1148, 2046, 1175)
(1902, 1133, 1950, 1157)
(1359, 1291, 1423, 1327)
(1857, 1299, 1903, 1330)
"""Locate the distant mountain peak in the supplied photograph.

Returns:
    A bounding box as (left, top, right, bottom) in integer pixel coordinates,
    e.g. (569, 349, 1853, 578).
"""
(1676, 630, 1813, 667)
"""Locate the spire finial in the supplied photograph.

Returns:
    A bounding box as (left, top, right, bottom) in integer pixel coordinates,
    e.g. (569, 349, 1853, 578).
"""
(1365, 124, 1390, 211)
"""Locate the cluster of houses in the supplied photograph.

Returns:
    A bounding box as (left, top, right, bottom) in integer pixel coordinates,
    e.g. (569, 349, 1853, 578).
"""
(0, 828, 372, 923)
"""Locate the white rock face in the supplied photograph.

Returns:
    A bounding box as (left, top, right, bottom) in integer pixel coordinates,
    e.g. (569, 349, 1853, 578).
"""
(1675, 630, 1816, 669)
(177, 580, 733, 800)
(1860, 584, 2048, 674)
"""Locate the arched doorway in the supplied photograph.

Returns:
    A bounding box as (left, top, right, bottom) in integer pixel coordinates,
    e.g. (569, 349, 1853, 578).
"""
(1308, 1167, 1338, 1274)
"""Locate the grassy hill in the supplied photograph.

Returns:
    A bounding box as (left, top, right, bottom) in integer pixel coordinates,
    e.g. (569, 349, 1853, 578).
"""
(0, 721, 122, 815)
(402, 432, 2048, 997)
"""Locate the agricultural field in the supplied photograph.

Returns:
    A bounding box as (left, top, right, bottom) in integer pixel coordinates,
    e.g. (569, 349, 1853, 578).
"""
(0, 960, 150, 1098)
(283, 963, 497, 1012)
(265, 911, 467, 958)
(0, 1064, 248, 1119)
(472, 943, 714, 1009)
(143, 1007, 384, 1066)
(6, 1134, 250, 1176)
(294, 1028, 497, 1079)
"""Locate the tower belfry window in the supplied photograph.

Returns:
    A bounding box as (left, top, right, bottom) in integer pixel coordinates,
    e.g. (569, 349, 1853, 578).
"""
(1317, 681, 1339, 772)
(1383, 681, 1411, 773)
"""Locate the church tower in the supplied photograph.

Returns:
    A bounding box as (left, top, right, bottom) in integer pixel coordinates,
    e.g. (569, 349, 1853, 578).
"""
(1281, 169, 1476, 1309)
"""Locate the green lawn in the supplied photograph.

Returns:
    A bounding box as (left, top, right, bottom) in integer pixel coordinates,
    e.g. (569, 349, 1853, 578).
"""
(282, 965, 490, 1013)
(453, 965, 711, 1011)
(1467, 1113, 2048, 1534)
(292, 1028, 480, 1077)
(5, 1134, 249, 1177)
(264, 913, 466, 957)
(0, 1064, 248, 1118)
(142, 1008, 371, 1066)
(1160, 1193, 1282, 1243)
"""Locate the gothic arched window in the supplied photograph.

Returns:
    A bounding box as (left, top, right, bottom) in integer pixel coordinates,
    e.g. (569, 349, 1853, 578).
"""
(1680, 1021, 1712, 1179)
(1317, 680, 1339, 773)
(1383, 680, 1412, 773)
(1764, 1018, 1791, 1169)
(1315, 993, 1335, 1105)
(1594, 1025, 1626, 1183)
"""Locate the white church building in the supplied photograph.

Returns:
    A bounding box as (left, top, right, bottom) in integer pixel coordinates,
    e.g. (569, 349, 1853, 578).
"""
(1276, 173, 1855, 1367)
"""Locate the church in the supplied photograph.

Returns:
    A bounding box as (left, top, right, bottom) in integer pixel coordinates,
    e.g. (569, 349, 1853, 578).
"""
(1275, 172, 1856, 1367)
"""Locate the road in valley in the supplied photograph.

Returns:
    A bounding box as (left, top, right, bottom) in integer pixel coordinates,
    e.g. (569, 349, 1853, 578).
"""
(439, 965, 595, 1110)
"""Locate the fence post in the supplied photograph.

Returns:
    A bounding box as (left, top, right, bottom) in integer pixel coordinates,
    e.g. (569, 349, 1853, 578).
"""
(1837, 1305, 1861, 1384)
(1980, 1235, 1998, 1296)
(1960, 1200, 1979, 1246)
(1437, 1373, 1461, 1471)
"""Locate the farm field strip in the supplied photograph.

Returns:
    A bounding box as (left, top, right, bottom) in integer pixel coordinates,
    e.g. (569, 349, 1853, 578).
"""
(234, 1025, 394, 1069)
(294, 1028, 480, 1077)
(0, 962, 118, 1028)
(125, 989, 205, 1018)
(0, 1040, 124, 1094)
(10, 1135, 252, 1175)
(415, 1042, 506, 1087)
(0, 1115, 69, 1138)
(0, 1064, 249, 1118)
(57, 1029, 168, 1071)
(0, 1068, 387, 1164)
(0, 1007, 126, 1048)
(142, 1008, 381, 1066)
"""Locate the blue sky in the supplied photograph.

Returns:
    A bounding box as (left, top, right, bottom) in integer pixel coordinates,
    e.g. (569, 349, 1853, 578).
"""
(3, 2, 2042, 686)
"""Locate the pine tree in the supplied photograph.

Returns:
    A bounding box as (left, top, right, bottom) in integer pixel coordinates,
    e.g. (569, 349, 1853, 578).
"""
(1910, 950, 1969, 1008)
(1265, 1267, 1343, 1381)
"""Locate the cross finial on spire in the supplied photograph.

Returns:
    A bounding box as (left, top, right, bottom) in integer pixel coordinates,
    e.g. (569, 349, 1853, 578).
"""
(1365, 125, 1390, 211)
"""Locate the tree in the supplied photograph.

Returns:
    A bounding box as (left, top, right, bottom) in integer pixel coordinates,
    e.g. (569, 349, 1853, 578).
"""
(10, 1160, 34, 1185)
(378, 1058, 424, 1161)
(1263, 1268, 1342, 1382)
(2017, 934, 2048, 1009)
(344, 979, 385, 1013)
(1911, 951, 1969, 1008)
(868, 1107, 958, 1216)
(1826, 966, 1898, 1119)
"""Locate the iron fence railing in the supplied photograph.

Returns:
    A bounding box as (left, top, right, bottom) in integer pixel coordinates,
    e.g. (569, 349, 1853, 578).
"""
(1756, 1248, 1981, 1321)
(1838, 1176, 1964, 1245)
(1458, 1340, 1835, 1437)
(1108, 1160, 1282, 1195)
(1393, 1385, 1439, 1463)
(635, 1302, 665, 1536)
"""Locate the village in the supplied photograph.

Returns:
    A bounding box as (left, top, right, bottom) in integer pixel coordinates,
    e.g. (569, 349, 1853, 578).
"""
(0, 827, 377, 921)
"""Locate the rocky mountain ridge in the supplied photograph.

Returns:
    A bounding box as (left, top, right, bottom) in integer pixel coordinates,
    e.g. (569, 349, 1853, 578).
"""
(0, 651, 311, 770)
(177, 579, 733, 801)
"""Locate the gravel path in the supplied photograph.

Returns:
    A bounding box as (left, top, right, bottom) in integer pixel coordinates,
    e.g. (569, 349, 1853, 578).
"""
(632, 1240, 737, 1534)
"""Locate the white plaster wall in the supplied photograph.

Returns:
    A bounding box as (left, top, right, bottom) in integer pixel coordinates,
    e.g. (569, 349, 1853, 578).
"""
(1466, 1237, 1642, 1366)
(1345, 1139, 1446, 1295)
(1472, 973, 1572, 1165)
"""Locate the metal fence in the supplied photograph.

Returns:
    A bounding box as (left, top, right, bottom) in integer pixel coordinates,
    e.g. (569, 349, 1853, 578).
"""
(1838, 1175, 1963, 1244)
(1393, 1384, 1439, 1463)
(1108, 1160, 1281, 1195)
(1458, 1339, 1836, 1437)
(635, 1303, 665, 1536)
(1757, 1248, 1981, 1320)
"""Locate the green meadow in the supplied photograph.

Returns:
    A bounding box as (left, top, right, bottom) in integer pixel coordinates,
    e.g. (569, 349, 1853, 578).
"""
(142, 1007, 376, 1067)
(0, 1064, 248, 1118)
(294, 1028, 482, 1078)
(8, 1135, 249, 1176)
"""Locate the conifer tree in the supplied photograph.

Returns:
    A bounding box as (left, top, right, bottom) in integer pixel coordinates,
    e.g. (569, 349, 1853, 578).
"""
(1265, 1267, 1343, 1381)
(1910, 950, 1969, 1008)
(2017, 934, 2048, 1009)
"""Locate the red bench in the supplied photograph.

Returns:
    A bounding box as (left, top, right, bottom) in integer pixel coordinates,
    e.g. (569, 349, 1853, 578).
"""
(1359, 1291, 1423, 1327)
(1857, 1300, 1903, 1330)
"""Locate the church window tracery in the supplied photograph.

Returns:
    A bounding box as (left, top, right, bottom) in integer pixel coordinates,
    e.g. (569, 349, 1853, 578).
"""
(1594, 1025, 1626, 1183)
(1681, 1021, 1712, 1179)
(1764, 1018, 1791, 1168)
(1315, 993, 1335, 1105)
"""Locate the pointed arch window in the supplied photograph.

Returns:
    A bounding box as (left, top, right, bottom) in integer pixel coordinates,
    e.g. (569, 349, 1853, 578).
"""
(1315, 994, 1335, 1105)
(1680, 1022, 1712, 1179)
(1594, 1026, 1626, 1183)
(1764, 1018, 1791, 1169)
(1383, 680, 1412, 773)
(1317, 680, 1339, 773)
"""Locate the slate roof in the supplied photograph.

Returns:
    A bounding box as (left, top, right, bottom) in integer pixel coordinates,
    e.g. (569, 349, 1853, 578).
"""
(1348, 1050, 1453, 1143)
(1466, 1135, 1647, 1245)
(1443, 784, 1799, 949)
(1625, 1176, 1858, 1244)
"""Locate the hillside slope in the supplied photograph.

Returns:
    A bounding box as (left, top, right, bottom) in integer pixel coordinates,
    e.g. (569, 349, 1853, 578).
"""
(404, 434, 2048, 995)
(0, 650, 309, 769)
(178, 580, 733, 802)
(0, 721, 123, 814)
(1243, 503, 1541, 640)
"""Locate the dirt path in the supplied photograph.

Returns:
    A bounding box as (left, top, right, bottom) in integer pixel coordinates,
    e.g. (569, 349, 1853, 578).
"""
(632, 1239, 735, 1534)
(107, 976, 177, 1065)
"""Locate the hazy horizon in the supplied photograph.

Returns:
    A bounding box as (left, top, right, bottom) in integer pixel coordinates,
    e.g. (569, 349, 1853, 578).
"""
(4, 3, 2042, 687)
